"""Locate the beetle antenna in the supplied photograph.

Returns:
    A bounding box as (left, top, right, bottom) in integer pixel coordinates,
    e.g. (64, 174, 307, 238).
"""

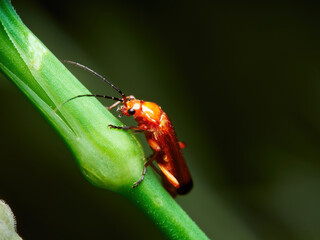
(61, 60, 127, 102)
(53, 94, 123, 114)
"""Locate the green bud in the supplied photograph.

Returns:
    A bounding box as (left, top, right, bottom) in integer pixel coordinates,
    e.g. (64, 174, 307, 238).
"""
(0, 0, 144, 192)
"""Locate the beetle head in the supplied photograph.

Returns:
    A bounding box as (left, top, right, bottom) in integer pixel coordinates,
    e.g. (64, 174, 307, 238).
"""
(118, 95, 141, 117)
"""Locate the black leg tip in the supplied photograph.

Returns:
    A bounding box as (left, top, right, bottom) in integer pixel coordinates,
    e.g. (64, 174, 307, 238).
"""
(132, 180, 143, 188)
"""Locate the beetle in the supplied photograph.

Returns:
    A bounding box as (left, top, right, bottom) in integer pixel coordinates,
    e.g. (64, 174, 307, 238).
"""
(57, 60, 193, 196)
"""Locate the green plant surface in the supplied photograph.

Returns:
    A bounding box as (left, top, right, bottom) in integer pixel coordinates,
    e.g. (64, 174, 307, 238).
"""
(0, 0, 208, 239)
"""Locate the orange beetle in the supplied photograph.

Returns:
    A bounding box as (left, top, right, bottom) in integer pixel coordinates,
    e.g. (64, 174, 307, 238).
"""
(59, 61, 193, 196)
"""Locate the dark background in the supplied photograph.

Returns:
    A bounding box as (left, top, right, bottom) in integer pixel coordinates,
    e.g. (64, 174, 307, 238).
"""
(1, 1, 320, 239)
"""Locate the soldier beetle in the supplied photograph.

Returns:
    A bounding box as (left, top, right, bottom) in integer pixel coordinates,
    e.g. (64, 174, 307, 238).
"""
(57, 60, 193, 196)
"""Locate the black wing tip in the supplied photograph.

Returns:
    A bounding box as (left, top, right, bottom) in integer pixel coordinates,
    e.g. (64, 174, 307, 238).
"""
(177, 179, 193, 195)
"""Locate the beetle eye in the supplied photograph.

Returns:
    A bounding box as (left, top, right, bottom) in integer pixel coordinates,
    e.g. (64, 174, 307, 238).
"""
(128, 108, 135, 115)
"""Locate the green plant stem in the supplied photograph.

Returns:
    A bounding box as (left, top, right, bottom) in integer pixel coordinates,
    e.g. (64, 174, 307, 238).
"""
(0, 0, 208, 239)
(122, 173, 208, 240)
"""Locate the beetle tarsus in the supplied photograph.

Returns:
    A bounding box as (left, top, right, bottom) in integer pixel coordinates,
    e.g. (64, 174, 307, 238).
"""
(108, 124, 145, 133)
(108, 124, 122, 129)
(132, 166, 147, 188)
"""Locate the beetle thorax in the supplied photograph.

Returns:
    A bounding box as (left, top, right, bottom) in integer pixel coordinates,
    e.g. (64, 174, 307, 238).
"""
(119, 98, 163, 126)
(138, 101, 162, 124)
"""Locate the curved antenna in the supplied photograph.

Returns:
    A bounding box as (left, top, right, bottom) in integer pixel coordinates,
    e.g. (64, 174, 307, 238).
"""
(53, 94, 123, 114)
(61, 60, 127, 103)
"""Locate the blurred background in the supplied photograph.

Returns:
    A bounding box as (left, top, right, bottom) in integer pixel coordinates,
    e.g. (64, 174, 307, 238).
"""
(1, 1, 320, 239)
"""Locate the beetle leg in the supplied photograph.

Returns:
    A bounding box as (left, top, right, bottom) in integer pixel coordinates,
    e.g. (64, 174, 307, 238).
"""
(132, 140, 162, 188)
(148, 139, 161, 152)
(149, 163, 179, 198)
(179, 141, 186, 149)
(107, 100, 121, 110)
(132, 152, 159, 188)
(150, 162, 163, 176)
(108, 124, 145, 133)
(158, 164, 180, 188)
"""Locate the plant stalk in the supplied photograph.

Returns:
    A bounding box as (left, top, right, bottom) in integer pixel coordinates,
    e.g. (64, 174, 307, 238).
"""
(0, 1, 209, 239)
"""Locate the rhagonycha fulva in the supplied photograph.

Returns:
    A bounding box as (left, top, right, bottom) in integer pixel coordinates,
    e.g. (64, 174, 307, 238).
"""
(56, 60, 193, 196)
